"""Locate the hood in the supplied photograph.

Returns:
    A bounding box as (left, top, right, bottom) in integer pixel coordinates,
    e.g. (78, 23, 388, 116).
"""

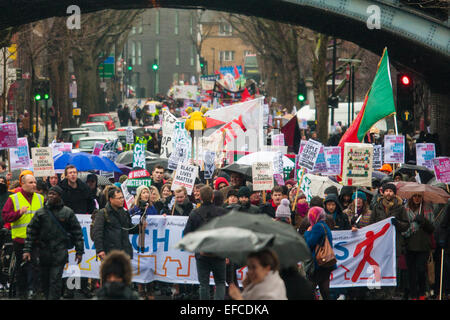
(324, 193, 343, 212)
(339, 186, 354, 197)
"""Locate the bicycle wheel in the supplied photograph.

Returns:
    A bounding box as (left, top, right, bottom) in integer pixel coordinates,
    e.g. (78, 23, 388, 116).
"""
(8, 252, 16, 299)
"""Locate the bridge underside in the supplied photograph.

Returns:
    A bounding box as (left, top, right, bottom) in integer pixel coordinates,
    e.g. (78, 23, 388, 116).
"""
(0, 0, 449, 92)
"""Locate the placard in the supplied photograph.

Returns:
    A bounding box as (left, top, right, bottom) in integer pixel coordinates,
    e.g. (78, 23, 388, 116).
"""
(273, 151, 285, 186)
(160, 110, 177, 159)
(51, 142, 72, 158)
(31, 147, 55, 177)
(126, 127, 134, 144)
(432, 157, 450, 184)
(92, 142, 104, 156)
(372, 145, 383, 169)
(342, 143, 374, 187)
(168, 141, 189, 171)
(299, 118, 308, 130)
(0, 122, 18, 149)
(132, 143, 146, 169)
(252, 162, 274, 191)
(323, 146, 341, 176)
(416, 143, 435, 170)
(312, 146, 327, 173)
(121, 179, 135, 210)
(272, 133, 285, 147)
(203, 151, 215, 180)
(171, 163, 198, 195)
(384, 135, 405, 164)
(297, 139, 322, 171)
(9, 137, 30, 170)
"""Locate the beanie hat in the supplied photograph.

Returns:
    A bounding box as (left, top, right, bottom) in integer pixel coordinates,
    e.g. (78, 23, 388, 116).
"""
(114, 182, 122, 188)
(237, 186, 251, 198)
(276, 199, 291, 218)
(214, 177, 229, 190)
(382, 183, 397, 194)
(351, 191, 367, 201)
(227, 189, 239, 198)
(49, 185, 63, 196)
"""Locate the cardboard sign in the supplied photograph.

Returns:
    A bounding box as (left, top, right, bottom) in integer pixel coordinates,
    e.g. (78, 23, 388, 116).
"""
(432, 157, 450, 184)
(372, 145, 383, 169)
(0, 122, 18, 149)
(298, 139, 322, 171)
(252, 161, 274, 191)
(132, 143, 146, 169)
(384, 135, 405, 164)
(342, 143, 374, 187)
(31, 147, 55, 177)
(323, 146, 341, 176)
(416, 143, 435, 170)
(10, 137, 30, 170)
(171, 163, 198, 195)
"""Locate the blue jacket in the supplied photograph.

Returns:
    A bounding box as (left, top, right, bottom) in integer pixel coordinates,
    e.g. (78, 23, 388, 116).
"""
(129, 204, 158, 216)
(304, 220, 336, 270)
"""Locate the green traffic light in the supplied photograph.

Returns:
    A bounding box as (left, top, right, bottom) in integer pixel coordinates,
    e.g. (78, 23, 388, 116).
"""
(297, 94, 305, 102)
(128, 66, 132, 71)
(152, 64, 158, 71)
(44, 94, 49, 100)
(35, 94, 41, 101)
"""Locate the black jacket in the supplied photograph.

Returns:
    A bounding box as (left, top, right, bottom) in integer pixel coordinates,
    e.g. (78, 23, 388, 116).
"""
(238, 201, 261, 214)
(96, 282, 140, 300)
(24, 203, 84, 266)
(183, 202, 227, 236)
(161, 197, 194, 216)
(92, 203, 139, 259)
(439, 205, 450, 251)
(59, 178, 95, 214)
(324, 194, 351, 231)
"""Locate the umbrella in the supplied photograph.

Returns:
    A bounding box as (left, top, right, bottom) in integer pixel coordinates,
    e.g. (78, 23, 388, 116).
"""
(77, 172, 112, 186)
(115, 150, 159, 165)
(175, 227, 275, 261)
(145, 157, 168, 172)
(236, 151, 295, 170)
(396, 164, 435, 184)
(303, 174, 343, 198)
(193, 210, 313, 269)
(220, 163, 252, 180)
(54, 152, 122, 173)
(393, 181, 450, 204)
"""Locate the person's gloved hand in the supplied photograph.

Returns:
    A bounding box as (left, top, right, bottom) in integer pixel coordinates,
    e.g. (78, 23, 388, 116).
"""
(391, 217, 398, 227)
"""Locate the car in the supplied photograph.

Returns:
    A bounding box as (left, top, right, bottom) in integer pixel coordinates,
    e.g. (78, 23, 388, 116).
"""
(65, 130, 90, 145)
(80, 122, 108, 133)
(60, 127, 90, 142)
(86, 113, 116, 131)
(74, 135, 121, 153)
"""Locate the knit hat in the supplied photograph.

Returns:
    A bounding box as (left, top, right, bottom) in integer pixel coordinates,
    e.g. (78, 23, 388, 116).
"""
(114, 182, 122, 188)
(308, 206, 326, 226)
(275, 199, 291, 218)
(382, 183, 397, 194)
(214, 177, 229, 190)
(227, 189, 239, 198)
(237, 186, 251, 198)
(285, 179, 296, 187)
(379, 164, 392, 173)
(351, 190, 367, 201)
(49, 185, 63, 196)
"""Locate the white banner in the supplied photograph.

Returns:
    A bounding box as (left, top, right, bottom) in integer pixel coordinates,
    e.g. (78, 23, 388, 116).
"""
(160, 110, 178, 159)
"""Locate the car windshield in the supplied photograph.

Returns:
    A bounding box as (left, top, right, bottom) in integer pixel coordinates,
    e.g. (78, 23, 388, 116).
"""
(79, 139, 106, 149)
(72, 132, 89, 142)
(90, 115, 109, 122)
(83, 125, 106, 132)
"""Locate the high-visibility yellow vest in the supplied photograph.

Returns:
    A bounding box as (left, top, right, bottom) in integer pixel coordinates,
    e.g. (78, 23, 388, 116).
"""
(9, 192, 44, 239)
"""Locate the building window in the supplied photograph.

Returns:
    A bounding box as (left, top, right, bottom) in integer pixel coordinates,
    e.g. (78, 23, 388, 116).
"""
(138, 16, 143, 34)
(219, 51, 235, 62)
(244, 50, 253, 57)
(190, 44, 195, 66)
(131, 41, 136, 65)
(137, 41, 142, 65)
(176, 41, 180, 66)
(219, 22, 232, 36)
(175, 11, 179, 35)
(155, 10, 160, 35)
(190, 14, 194, 35)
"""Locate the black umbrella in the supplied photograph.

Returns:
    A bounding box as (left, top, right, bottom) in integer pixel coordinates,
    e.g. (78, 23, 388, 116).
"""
(220, 163, 252, 180)
(145, 157, 168, 172)
(115, 150, 159, 165)
(396, 164, 434, 184)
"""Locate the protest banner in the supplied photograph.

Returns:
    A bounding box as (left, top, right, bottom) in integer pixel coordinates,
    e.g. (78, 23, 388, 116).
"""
(252, 162, 274, 191)
(416, 143, 435, 170)
(132, 143, 146, 169)
(9, 137, 30, 170)
(330, 218, 396, 288)
(92, 142, 104, 156)
(432, 157, 450, 184)
(297, 139, 322, 171)
(31, 147, 55, 177)
(0, 122, 18, 149)
(126, 126, 134, 144)
(342, 143, 374, 187)
(384, 135, 405, 164)
(372, 145, 383, 169)
(323, 146, 341, 176)
(171, 163, 198, 195)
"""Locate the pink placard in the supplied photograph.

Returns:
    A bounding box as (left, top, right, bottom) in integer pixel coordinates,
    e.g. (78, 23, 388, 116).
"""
(433, 157, 450, 184)
(0, 123, 18, 149)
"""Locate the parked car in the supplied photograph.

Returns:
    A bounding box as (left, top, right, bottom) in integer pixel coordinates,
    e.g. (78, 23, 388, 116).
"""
(60, 127, 90, 142)
(73, 135, 121, 153)
(86, 113, 116, 131)
(66, 130, 90, 145)
(80, 122, 108, 133)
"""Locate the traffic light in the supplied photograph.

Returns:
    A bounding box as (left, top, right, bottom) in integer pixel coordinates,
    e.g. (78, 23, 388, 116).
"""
(152, 59, 158, 71)
(127, 59, 133, 71)
(199, 57, 207, 74)
(297, 79, 307, 104)
(15, 68, 22, 80)
(33, 80, 50, 101)
(396, 73, 414, 132)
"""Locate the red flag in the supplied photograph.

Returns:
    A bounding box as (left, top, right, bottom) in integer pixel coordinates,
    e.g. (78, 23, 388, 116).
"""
(233, 65, 240, 79)
(241, 88, 251, 102)
(281, 115, 301, 154)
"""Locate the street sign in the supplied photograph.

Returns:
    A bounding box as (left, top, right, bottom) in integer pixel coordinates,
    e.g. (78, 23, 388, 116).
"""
(400, 110, 413, 121)
(98, 56, 115, 79)
(73, 108, 81, 116)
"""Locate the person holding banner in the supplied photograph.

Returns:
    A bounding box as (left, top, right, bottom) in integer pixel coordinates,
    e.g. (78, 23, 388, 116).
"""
(323, 194, 350, 231)
(345, 191, 372, 230)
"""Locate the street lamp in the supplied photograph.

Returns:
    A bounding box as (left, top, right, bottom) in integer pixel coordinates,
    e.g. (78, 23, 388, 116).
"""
(338, 58, 361, 125)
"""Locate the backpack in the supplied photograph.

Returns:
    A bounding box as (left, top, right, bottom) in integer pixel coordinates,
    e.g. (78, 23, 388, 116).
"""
(90, 208, 109, 239)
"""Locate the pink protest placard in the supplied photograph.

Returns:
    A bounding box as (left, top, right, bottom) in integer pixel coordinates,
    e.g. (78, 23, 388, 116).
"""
(0, 123, 18, 149)
(433, 157, 450, 184)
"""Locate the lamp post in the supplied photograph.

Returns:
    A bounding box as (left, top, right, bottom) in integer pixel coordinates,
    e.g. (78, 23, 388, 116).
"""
(338, 58, 361, 125)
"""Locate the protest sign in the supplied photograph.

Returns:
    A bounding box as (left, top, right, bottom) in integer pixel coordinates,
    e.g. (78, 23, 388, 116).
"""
(252, 162, 274, 191)
(323, 146, 341, 176)
(132, 143, 146, 169)
(273, 151, 285, 186)
(99, 150, 118, 162)
(297, 139, 322, 171)
(168, 141, 189, 171)
(300, 174, 313, 202)
(312, 146, 327, 173)
(372, 145, 383, 169)
(160, 110, 177, 159)
(9, 137, 30, 170)
(171, 163, 198, 195)
(31, 147, 55, 177)
(272, 133, 285, 147)
(384, 135, 405, 164)
(126, 127, 134, 144)
(299, 118, 308, 130)
(416, 143, 435, 170)
(432, 157, 450, 184)
(203, 151, 215, 180)
(342, 143, 373, 187)
(172, 85, 198, 100)
(0, 122, 18, 149)
(121, 179, 135, 210)
(51, 142, 72, 158)
(92, 142, 104, 156)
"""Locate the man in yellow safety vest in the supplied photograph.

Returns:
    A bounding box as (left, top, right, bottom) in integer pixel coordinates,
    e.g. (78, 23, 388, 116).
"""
(1, 174, 44, 299)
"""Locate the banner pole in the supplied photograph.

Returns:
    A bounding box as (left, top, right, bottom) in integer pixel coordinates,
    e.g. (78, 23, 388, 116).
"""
(440, 248, 444, 300)
(292, 167, 305, 211)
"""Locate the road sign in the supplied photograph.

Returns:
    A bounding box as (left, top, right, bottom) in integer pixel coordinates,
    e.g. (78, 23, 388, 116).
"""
(400, 110, 413, 121)
(73, 108, 81, 116)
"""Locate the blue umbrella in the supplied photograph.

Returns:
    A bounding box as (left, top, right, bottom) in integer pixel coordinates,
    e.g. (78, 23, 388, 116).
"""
(54, 152, 122, 173)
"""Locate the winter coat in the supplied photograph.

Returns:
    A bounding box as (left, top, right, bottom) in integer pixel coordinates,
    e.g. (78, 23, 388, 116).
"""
(183, 202, 227, 236)
(238, 201, 261, 214)
(324, 194, 350, 230)
(59, 178, 95, 214)
(241, 270, 287, 300)
(370, 195, 410, 256)
(259, 199, 278, 218)
(439, 205, 450, 251)
(92, 202, 139, 259)
(24, 204, 84, 266)
(162, 198, 194, 216)
(279, 267, 315, 300)
(344, 202, 372, 229)
(304, 220, 336, 271)
(95, 282, 140, 300)
(403, 202, 435, 252)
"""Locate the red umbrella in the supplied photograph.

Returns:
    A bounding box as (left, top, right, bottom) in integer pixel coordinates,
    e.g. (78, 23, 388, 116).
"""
(393, 181, 450, 204)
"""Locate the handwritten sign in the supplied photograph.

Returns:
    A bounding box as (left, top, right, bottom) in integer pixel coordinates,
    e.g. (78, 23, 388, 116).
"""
(171, 163, 198, 195)
(298, 139, 322, 171)
(10, 137, 30, 170)
(252, 162, 274, 191)
(384, 135, 405, 164)
(0, 123, 18, 149)
(323, 146, 341, 176)
(342, 143, 373, 187)
(31, 147, 55, 177)
(416, 143, 435, 170)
